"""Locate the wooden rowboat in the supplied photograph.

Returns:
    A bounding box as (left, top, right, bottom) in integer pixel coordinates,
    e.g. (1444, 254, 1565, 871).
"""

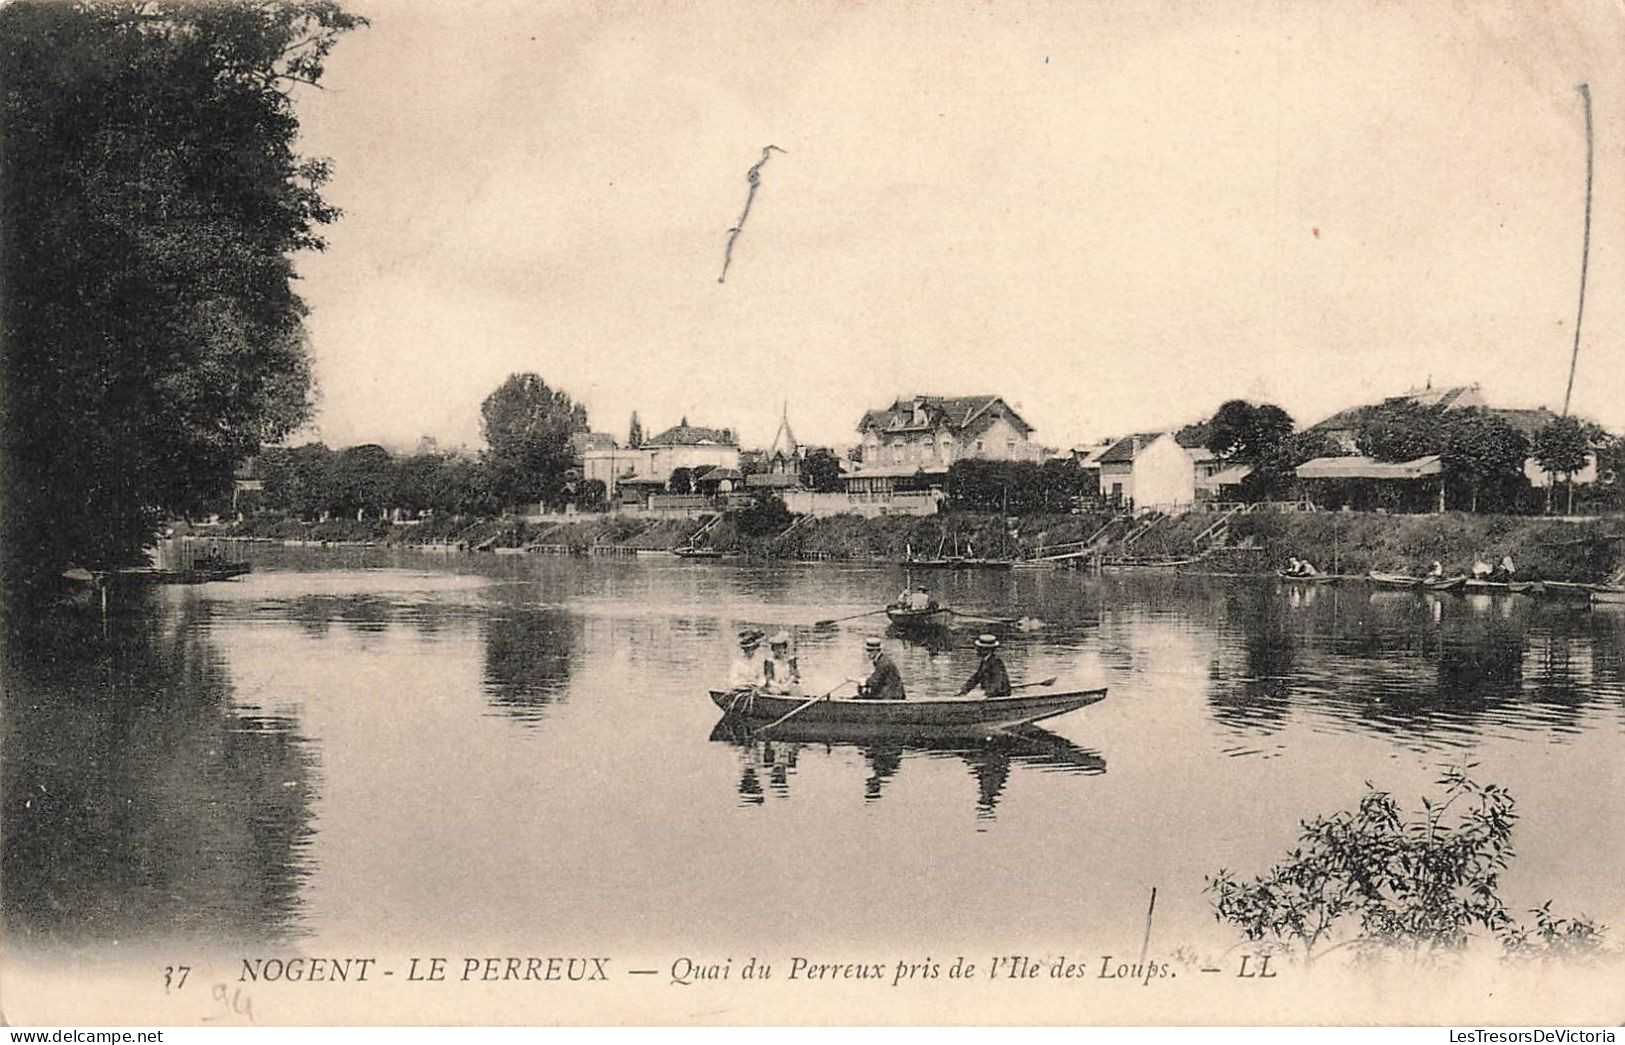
(674, 547, 725, 559)
(1591, 586, 1625, 605)
(1278, 570, 1334, 584)
(1423, 576, 1468, 592)
(710, 686, 1107, 736)
(1368, 571, 1425, 590)
(885, 605, 951, 629)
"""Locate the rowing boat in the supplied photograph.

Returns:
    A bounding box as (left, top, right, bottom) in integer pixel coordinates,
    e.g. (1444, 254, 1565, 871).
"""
(1423, 576, 1468, 592)
(674, 547, 725, 559)
(1368, 571, 1425, 589)
(885, 605, 951, 629)
(1278, 570, 1334, 584)
(709, 686, 1107, 735)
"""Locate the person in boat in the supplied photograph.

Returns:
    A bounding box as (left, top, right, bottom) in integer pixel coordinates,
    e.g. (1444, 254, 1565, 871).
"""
(764, 630, 802, 696)
(1286, 556, 1303, 575)
(1492, 554, 1517, 581)
(1297, 559, 1319, 577)
(907, 586, 935, 611)
(959, 633, 1012, 699)
(728, 629, 770, 688)
(855, 637, 905, 701)
(1427, 560, 1444, 579)
(1472, 558, 1494, 579)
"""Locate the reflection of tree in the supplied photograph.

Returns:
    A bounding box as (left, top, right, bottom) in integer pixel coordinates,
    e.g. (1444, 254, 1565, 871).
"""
(1208, 585, 1296, 730)
(285, 593, 393, 638)
(708, 720, 1104, 819)
(481, 608, 577, 724)
(2, 598, 317, 946)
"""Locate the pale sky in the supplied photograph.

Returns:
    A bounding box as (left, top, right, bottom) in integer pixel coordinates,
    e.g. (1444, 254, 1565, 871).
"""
(291, 0, 1624, 453)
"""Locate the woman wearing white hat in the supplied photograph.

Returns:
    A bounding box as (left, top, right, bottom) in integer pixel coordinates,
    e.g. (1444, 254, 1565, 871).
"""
(728, 629, 770, 688)
(959, 634, 1011, 699)
(764, 630, 802, 696)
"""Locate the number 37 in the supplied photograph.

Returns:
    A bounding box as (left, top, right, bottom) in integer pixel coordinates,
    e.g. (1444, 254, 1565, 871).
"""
(163, 965, 190, 992)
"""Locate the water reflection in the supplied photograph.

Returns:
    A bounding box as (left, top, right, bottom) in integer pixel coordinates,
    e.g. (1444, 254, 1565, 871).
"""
(709, 719, 1106, 819)
(481, 608, 577, 725)
(1206, 582, 1624, 750)
(1, 596, 318, 946)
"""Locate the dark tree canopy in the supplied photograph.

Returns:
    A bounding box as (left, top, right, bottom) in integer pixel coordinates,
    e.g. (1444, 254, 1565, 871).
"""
(1203, 400, 1296, 462)
(1, 0, 364, 599)
(479, 374, 589, 510)
(801, 448, 844, 493)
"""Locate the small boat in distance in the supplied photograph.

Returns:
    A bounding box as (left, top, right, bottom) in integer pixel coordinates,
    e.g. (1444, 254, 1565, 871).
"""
(1368, 571, 1425, 590)
(710, 686, 1107, 737)
(885, 604, 952, 630)
(673, 546, 725, 559)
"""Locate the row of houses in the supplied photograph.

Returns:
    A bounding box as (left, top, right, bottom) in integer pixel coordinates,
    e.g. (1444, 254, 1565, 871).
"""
(1070, 383, 1599, 514)
(573, 382, 1601, 518)
(576, 394, 1048, 515)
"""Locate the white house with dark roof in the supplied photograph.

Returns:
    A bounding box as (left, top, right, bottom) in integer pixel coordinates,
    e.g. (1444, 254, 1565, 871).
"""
(1095, 432, 1205, 511)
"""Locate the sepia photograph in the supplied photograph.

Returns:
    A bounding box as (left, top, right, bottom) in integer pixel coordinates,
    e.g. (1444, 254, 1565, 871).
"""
(2, 0, 1623, 1029)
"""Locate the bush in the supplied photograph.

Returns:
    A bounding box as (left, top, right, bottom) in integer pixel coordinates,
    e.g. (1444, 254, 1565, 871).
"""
(1207, 766, 1607, 966)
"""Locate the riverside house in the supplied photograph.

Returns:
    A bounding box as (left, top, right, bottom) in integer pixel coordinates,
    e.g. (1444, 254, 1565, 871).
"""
(844, 394, 1041, 501)
(1095, 432, 1211, 512)
(580, 418, 741, 506)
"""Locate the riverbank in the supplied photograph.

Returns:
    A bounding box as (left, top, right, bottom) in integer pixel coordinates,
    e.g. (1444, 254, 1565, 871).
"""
(210, 509, 1625, 581)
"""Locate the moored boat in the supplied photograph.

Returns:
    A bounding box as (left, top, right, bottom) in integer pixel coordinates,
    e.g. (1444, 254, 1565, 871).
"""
(1368, 571, 1424, 590)
(1423, 576, 1468, 592)
(709, 686, 1107, 735)
(674, 547, 725, 559)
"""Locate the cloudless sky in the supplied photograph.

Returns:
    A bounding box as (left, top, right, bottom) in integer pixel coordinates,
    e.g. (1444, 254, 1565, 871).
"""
(291, 0, 1623, 453)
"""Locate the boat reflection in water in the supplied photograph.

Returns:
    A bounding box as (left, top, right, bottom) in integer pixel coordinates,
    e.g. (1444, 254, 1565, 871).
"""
(708, 717, 1106, 819)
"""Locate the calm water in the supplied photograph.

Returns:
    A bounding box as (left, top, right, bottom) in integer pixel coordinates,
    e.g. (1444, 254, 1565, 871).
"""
(5, 548, 1623, 958)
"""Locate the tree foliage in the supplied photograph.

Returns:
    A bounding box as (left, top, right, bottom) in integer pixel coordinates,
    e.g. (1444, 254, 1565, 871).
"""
(479, 374, 589, 510)
(1, 0, 364, 595)
(947, 458, 1093, 514)
(1354, 404, 1531, 511)
(801, 448, 844, 493)
(1207, 767, 1607, 966)
(1201, 400, 1296, 462)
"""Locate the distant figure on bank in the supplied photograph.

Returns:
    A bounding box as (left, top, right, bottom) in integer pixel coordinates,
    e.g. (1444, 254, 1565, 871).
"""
(764, 630, 801, 696)
(856, 637, 906, 701)
(907, 586, 935, 611)
(729, 629, 769, 688)
(959, 633, 1012, 699)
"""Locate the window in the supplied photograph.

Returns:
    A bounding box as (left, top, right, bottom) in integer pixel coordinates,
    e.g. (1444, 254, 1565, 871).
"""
(975, 440, 984, 452)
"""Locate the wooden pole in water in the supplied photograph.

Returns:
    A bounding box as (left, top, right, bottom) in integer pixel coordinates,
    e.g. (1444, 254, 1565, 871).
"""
(1139, 886, 1158, 964)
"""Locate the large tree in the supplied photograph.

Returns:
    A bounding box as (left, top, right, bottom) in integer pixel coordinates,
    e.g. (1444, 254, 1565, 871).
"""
(479, 374, 589, 510)
(1, 0, 363, 599)
(1532, 416, 1603, 515)
(1356, 403, 1529, 511)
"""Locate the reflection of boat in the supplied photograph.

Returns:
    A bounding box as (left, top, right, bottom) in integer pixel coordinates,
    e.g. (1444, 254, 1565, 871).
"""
(885, 605, 951, 630)
(1368, 571, 1424, 590)
(1423, 576, 1468, 592)
(709, 686, 1107, 736)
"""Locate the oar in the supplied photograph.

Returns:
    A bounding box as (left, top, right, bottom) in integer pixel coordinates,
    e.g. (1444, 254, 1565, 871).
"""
(1008, 676, 1058, 691)
(756, 679, 857, 734)
(814, 607, 889, 629)
(948, 609, 1020, 626)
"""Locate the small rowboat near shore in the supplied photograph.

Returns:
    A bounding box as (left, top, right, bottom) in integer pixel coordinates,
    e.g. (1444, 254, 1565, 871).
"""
(673, 547, 725, 559)
(1368, 571, 1425, 590)
(1278, 570, 1336, 584)
(709, 686, 1107, 736)
(885, 605, 952, 629)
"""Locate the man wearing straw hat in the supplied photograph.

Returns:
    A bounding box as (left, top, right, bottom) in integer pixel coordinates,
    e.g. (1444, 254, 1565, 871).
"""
(764, 630, 802, 696)
(855, 637, 906, 701)
(959, 634, 1011, 699)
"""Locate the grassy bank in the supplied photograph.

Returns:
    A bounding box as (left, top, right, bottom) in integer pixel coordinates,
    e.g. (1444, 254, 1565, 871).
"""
(219, 508, 1624, 582)
(1226, 511, 1623, 581)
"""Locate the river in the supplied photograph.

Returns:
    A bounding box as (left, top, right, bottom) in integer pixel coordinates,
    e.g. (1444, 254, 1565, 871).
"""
(5, 547, 1623, 962)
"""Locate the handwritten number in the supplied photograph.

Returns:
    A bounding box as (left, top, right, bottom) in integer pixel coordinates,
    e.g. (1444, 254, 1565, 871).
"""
(163, 965, 190, 992)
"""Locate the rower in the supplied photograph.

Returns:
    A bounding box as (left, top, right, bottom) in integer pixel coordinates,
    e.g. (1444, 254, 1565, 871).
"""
(764, 630, 802, 696)
(1427, 560, 1444, 579)
(959, 634, 1011, 699)
(728, 629, 769, 688)
(1298, 559, 1320, 577)
(907, 585, 934, 611)
(855, 637, 906, 701)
